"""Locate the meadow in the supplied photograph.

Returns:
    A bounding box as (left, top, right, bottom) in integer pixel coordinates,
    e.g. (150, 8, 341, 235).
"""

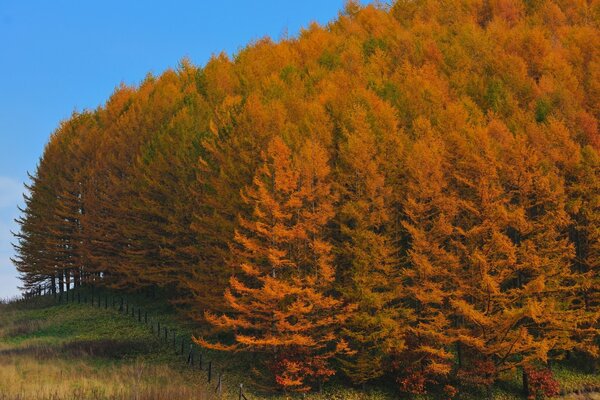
(0, 295, 214, 400)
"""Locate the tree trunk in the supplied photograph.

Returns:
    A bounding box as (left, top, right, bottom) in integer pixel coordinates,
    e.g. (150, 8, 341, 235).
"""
(50, 274, 56, 295)
(65, 270, 71, 291)
(522, 367, 529, 398)
(58, 271, 64, 294)
(74, 268, 80, 288)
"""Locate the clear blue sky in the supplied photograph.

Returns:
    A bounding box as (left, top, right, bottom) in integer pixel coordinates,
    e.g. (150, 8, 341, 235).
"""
(0, 0, 354, 299)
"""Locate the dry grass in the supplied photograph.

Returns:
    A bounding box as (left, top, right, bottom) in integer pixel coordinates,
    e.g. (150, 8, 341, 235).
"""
(0, 299, 219, 400)
(2, 319, 44, 338)
(0, 354, 210, 400)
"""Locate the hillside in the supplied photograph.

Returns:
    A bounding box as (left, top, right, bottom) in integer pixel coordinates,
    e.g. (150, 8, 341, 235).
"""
(10, 0, 600, 397)
(2, 292, 600, 400)
(0, 291, 399, 400)
(0, 292, 210, 399)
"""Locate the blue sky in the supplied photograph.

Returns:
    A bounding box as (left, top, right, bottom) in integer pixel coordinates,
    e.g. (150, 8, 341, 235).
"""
(0, 0, 352, 299)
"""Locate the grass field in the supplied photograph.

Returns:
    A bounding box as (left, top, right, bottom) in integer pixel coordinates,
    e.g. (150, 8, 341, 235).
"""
(0, 292, 230, 400)
(0, 291, 598, 400)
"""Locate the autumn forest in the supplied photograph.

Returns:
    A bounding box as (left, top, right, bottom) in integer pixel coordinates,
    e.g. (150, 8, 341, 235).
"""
(12, 0, 600, 397)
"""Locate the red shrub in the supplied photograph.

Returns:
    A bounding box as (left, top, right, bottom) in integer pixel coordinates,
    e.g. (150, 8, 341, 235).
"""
(398, 369, 427, 395)
(525, 367, 560, 399)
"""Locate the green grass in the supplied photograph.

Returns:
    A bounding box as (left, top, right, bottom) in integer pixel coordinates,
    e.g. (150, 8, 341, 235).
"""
(553, 365, 600, 394)
(0, 293, 222, 400)
(1, 291, 598, 399)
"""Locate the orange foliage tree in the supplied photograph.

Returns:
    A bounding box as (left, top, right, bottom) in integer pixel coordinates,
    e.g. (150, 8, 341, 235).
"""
(197, 137, 349, 391)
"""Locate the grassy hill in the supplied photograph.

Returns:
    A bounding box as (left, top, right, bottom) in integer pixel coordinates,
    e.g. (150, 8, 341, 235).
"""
(1, 290, 599, 400)
(0, 289, 392, 400)
(0, 292, 210, 399)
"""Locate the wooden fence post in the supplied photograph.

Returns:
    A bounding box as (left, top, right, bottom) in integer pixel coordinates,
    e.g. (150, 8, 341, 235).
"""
(239, 384, 243, 400)
(208, 361, 212, 383)
(187, 343, 194, 366)
(216, 372, 222, 396)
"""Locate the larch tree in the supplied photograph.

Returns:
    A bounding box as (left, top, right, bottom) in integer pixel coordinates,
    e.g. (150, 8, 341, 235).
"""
(399, 132, 460, 393)
(492, 126, 588, 394)
(335, 104, 404, 386)
(564, 144, 600, 360)
(197, 136, 348, 391)
(13, 165, 58, 293)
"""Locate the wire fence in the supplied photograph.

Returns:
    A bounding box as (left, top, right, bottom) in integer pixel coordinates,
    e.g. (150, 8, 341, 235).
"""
(17, 284, 252, 400)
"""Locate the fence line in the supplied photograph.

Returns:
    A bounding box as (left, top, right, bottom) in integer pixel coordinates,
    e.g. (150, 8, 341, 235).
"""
(18, 284, 252, 400)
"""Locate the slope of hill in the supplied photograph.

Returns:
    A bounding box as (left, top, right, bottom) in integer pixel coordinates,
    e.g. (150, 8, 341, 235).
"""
(0, 291, 398, 400)
(2, 291, 600, 400)
(0, 293, 208, 399)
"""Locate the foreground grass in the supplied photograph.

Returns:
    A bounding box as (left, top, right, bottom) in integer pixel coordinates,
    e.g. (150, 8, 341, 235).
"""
(0, 355, 205, 400)
(0, 295, 216, 400)
(1, 293, 598, 399)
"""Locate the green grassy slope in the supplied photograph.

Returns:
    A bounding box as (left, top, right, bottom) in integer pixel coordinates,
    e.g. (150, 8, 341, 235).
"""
(1, 290, 598, 400)
(0, 289, 398, 400)
(0, 292, 221, 400)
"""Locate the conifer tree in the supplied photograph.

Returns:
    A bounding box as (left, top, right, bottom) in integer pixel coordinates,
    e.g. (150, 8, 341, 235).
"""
(198, 137, 347, 391)
(399, 133, 459, 391)
(335, 105, 404, 385)
(564, 145, 600, 357)
(12, 168, 57, 293)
